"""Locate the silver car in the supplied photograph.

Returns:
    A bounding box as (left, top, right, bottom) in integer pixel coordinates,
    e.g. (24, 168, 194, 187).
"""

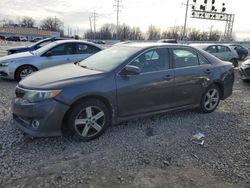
(0, 40, 103, 81)
(190, 43, 239, 66)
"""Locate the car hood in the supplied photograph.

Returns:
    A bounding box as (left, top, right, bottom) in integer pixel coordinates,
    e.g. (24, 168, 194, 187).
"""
(19, 63, 104, 89)
(0, 51, 34, 62)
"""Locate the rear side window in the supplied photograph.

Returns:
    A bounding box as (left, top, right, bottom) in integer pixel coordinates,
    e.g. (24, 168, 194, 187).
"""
(130, 48, 170, 73)
(172, 48, 199, 68)
(76, 44, 101, 54)
(198, 54, 210, 65)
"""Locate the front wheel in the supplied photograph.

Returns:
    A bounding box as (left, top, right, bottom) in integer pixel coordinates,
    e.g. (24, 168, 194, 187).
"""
(65, 99, 111, 141)
(15, 65, 37, 81)
(199, 85, 221, 113)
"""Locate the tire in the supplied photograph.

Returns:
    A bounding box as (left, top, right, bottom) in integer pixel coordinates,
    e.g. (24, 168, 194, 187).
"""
(15, 65, 37, 81)
(199, 85, 221, 113)
(65, 98, 111, 141)
(230, 59, 238, 67)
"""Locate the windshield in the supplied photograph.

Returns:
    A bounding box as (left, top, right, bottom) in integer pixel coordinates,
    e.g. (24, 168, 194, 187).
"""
(79, 46, 140, 72)
(33, 42, 58, 55)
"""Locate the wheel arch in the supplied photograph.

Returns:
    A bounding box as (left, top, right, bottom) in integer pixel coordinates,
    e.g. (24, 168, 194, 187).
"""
(15, 64, 39, 80)
(212, 81, 224, 99)
(61, 95, 114, 133)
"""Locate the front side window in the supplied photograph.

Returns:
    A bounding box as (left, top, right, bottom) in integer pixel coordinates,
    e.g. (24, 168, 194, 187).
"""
(217, 45, 231, 52)
(49, 43, 76, 56)
(130, 48, 169, 73)
(173, 48, 199, 68)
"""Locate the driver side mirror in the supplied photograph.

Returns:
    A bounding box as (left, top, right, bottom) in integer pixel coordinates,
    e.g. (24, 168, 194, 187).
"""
(45, 51, 53, 57)
(120, 65, 141, 76)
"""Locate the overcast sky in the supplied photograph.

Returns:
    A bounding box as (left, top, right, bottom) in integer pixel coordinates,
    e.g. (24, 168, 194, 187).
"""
(0, 0, 249, 39)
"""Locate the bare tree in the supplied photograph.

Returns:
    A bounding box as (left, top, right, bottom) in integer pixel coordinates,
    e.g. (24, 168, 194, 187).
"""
(19, 17, 35, 28)
(147, 25, 161, 40)
(40, 17, 63, 32)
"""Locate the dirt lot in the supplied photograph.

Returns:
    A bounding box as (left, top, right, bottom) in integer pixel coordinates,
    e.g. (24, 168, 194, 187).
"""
(0, 42, 250, 188)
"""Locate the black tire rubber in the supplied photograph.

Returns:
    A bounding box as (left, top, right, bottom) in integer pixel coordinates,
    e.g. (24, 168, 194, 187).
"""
(65, 98, 111, 141)
(199, 84, 221, 113)
(15, 65, 37, 82)
(230, 59, 238, 67)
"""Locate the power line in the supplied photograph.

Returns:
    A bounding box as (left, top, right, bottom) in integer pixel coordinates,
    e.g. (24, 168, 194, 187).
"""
(114, 0, 122, 40)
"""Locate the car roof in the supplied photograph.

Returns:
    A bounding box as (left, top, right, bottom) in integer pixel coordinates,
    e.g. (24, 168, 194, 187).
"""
(116, 42, 188, 49)
(53, 39, 103, 49)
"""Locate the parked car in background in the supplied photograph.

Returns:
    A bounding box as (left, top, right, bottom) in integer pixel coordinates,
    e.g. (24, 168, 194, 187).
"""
(228, 44, 248, 60)
(12, 43, 234, 140)
(6, 36, 21, 42)
(0, 35, 5, 41)
(31, 37, 43, 42)
(94, 40, 106, 44)
(239, 59, 250, 81)
(0, 40, 103, 81)
(7, 37, 66, 55)
(190, 43, 239, 67)
(157, 39, 178, 43)
(20, 36, 28, 42)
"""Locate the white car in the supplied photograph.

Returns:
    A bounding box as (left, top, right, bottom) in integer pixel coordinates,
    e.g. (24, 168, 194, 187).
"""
(190, 43, 239, 66)
(0, 40, 103, 81)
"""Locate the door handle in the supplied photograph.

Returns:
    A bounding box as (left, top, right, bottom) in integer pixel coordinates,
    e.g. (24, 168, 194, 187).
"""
(163, 74, 173, 80)
(204, 69, 212, 74)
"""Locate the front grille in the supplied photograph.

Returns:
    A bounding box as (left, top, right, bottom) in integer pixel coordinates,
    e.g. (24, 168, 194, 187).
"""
(245, 68, 250, 76)
(15, 86, 26, 98)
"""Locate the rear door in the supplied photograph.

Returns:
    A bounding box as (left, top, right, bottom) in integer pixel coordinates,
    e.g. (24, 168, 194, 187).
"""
(171, 47, 213, 107)
(116, 47, 175, 117)
(216, 45, 233, 61)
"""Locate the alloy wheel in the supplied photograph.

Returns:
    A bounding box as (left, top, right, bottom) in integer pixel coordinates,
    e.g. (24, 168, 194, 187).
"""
(20, 68, 34, 79)
(204, 88, 219, 111)
(74, 106, 105, 138)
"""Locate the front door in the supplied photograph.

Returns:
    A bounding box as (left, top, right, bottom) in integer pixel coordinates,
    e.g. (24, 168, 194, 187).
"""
(116, 47, 175, 117)
(40, 43, 77, 69)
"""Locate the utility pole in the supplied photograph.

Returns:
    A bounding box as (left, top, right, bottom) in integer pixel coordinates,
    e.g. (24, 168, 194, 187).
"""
(182, 0, 190, 41)
(93, 10, 97, 40)
(89, 17, 93, 38)
(114, 0, 122, 40)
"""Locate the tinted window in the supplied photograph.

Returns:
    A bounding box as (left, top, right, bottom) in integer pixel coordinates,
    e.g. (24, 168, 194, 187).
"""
(198, 54, 210, 65)
(49, 43, 75, 56)
(206, 46, 217, 53)
(76, 44, 101, 54)
(130, 48, 169, 73)
(217, 46, 231, 52)
(173, 48, 199, 68)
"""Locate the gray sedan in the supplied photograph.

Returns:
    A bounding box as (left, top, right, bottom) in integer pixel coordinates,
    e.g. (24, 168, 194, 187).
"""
(190, 43, 239, 66)
(12, 43, 234, 141)
(0, 40, 102, 81)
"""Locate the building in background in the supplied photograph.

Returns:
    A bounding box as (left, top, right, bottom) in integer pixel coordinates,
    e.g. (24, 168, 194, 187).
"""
(0, 27, 60, 41)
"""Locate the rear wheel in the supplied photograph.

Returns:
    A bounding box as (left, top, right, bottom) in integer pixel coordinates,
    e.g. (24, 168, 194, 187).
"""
(65, 99, 111, 141)
(15, 65, 37, 81)
(199, 85, 220, 113)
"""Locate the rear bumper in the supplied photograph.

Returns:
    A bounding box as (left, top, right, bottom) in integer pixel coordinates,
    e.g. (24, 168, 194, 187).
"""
(12, 99, 70, 137)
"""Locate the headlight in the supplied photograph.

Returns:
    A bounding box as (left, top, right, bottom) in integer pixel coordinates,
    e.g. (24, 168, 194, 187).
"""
(19, 89, 61, 103)
(0, 61, 10, 67)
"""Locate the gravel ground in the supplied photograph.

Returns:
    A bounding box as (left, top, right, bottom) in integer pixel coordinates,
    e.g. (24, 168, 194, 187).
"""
(0, 43, 250, 188)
